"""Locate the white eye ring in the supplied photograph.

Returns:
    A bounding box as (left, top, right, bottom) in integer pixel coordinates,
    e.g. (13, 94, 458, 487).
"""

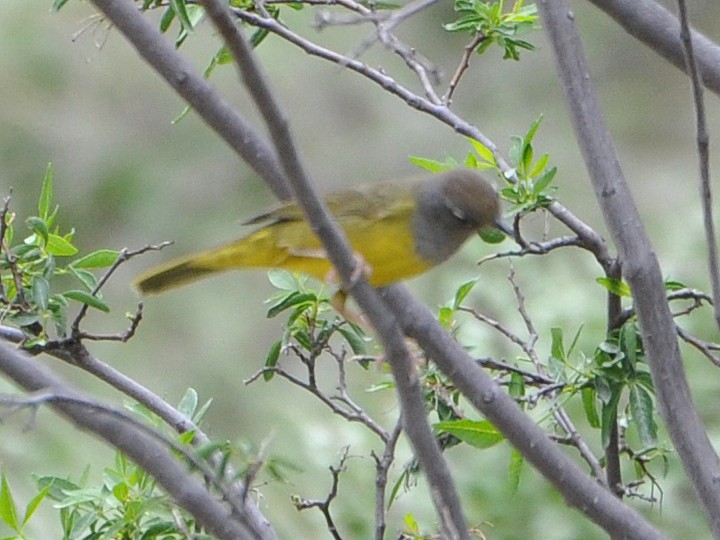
(447, 199, 468, 222)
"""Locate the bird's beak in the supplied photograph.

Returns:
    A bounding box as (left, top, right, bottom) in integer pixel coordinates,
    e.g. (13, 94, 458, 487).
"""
(494, 218, 514, 236)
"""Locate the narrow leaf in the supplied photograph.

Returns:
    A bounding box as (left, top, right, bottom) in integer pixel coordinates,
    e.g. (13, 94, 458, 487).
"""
(337, 327, 367, 355)
(408, 156, 454, 173)
(468, 138, 496, 165)
(596, 276, 631, 297)
(71, 249, 119, 269)
(264, 340, 281, 381)
(452, 278, 479, 310)
(38, 164, 53, 220)
(0, 472, 19, 531)
(629, 384, 657, 448)
(581, 387, 600, 428)
(550, 327, 565, 362)
(23, 483, 51, 526)
(435, 419, 504, 449)
(177, 388, 198, 418)
(62, 290, 110, 312)
(46, 234, 78, 256)
(508, 448, 523, 493)
(32, 277, 50, 312)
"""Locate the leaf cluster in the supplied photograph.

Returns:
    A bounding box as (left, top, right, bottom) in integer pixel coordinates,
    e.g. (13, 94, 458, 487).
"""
(444, 0, 539, 60)
(0, 166, 119, 347)
(262, 270, 368, 380)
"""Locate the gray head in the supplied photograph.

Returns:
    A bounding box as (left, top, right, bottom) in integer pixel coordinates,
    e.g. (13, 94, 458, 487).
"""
(412, 169, 500, 263)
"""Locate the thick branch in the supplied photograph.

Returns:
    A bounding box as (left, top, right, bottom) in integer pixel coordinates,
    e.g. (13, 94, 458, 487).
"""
(197, 1, 471, 537)
(538, 1, 720, 536)
(586, 0, 720, 97)
(0, 342, 272, 540)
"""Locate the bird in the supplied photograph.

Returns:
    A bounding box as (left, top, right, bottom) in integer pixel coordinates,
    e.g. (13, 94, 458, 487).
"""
(135, 168, 501, 295)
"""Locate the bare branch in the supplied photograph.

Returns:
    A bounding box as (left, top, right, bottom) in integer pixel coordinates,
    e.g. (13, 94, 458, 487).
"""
(675, 0, 720, 330)
(293, 447, 350, 540)
(676, 325, 720, 368)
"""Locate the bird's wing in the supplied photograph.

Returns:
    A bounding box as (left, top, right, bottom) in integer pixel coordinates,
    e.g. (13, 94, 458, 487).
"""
(241, 179, 420, 227)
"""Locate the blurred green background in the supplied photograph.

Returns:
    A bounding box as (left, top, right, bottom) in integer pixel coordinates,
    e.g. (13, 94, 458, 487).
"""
(1, 0, 719, 538)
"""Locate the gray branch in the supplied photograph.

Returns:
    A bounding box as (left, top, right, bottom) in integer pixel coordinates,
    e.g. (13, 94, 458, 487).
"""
(539, 0, 720, 536)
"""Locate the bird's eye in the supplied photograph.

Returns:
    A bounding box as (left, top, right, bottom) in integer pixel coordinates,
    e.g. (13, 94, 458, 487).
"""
(448, 203, 472, 225)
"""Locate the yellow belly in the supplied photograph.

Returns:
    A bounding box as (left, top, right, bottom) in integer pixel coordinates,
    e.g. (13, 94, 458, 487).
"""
(222, 213, 433, 286)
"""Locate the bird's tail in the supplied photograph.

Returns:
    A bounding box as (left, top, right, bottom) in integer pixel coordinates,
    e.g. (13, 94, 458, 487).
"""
(134, 255, 219, 295)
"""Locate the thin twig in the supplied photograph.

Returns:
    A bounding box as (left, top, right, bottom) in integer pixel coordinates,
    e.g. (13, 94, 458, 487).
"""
(293, 447, 349, 540)
(676, 0, 720, 331)
(676, 325, 720, 368)
(444, 33, 487, 104)
(70, 242, 172, 333)
(371, 420, 402, 540)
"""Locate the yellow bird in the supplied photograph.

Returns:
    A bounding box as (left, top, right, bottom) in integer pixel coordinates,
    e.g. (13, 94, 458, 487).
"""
(135, 168, 500, 294)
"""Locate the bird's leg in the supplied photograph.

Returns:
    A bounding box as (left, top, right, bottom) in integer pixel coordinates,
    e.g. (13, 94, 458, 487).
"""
(326, 252, 373, 326)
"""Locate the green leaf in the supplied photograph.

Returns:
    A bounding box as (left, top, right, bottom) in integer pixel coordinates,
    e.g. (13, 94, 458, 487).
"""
(452, 278, 478, 310)
(621, 322, 638, 369)
(62, 290, 110, 312)
(596, 276, 631, 297)
(0, 472, 19, 531)
(26, 217, 49, 245)
(22, 482, 51, 527)
(529, 153, 549, 178)
(32, 277, 50, 312)
(600, 387, 621, 450)
(508, 135, 523, 167)
(404, 513, 420, 534)
(177, 388, 198, 418)
(337, 327, 367, 355)
(520, 139, 533, 175)
(532, 166, 557, 195)
(266, 291, 316, 318)
(478, 227, 506, 244)
(267, 269, 299, 291)
(264, 340, 281, 381)
(408, 155, 456, 173)
(38, 164, 54, 220)
(438, 306, 454, 328)
(550, 327, 565, 362)
(36, 476, 79, 502)
(46, 234, 78, 257)
(159, 5, 176, 33)
(468, 138, 496, 165)
(629, 384, 657, 448)
(581, 387, 600, 428)
(524, 114, 543, 146)
(52, 0, 72, 10)
(170, 0, 194, 33)
(193, 398, 213, 425)
(508, 448, 523, 493)
(435, 419, 504, 449)
(68, 266, 99, 291)
(71, 249, 120, 269)
(508, 371, 525, 399)
(664, 279, 687, 291)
